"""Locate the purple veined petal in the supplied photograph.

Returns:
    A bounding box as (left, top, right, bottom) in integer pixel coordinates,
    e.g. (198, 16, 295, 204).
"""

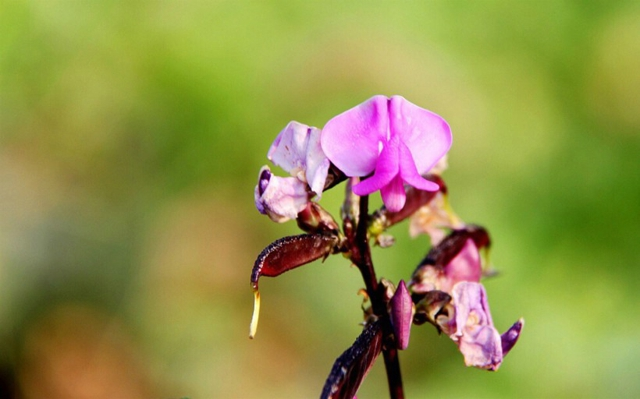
(398, 139, 441, 192)
(304, 127, 330, 197)
(352, 132, 400, 197)
(389, 95, 452, 174)
(321, 95, 389, 177)
(501, 318, 524, 357)
(390, 280, 413, 350)
(254, 166, 309, 223)
(268, 121, 311, 177)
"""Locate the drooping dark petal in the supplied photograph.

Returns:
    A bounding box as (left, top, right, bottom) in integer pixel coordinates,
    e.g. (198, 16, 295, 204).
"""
(390, 280, 413, 350)
(501, 318, 524, 357)
(321, 320, 383, 399)
(249, 233, 338, 338)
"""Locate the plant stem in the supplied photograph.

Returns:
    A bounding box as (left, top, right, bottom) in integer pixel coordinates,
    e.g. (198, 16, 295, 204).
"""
(353, 194, 405, 399)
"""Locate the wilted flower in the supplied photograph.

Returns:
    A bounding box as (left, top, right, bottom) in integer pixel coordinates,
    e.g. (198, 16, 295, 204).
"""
(321, 95, 452, 212)
(411, 232, 522, 370)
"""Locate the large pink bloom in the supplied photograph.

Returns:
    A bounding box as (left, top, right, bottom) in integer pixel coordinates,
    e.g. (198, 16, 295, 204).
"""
(321, 95, 452, 212)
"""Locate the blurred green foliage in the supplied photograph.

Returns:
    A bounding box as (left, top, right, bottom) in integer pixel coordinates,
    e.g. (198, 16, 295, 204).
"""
(1, 1, 639, 398)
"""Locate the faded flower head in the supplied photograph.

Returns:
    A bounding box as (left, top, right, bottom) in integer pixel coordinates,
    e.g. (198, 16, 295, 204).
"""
(321, 95, 451, 212)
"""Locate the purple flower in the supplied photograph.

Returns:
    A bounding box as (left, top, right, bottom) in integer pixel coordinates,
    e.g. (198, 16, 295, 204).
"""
(268, 121, 330, 197)
(254, 166, 309, 223)
(321, 95, 452, 212)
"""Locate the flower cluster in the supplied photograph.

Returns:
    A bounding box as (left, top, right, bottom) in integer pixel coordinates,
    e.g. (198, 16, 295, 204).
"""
(251, 95, 522, 398)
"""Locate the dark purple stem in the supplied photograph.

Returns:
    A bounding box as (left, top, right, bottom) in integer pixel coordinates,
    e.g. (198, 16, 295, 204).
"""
(353, 195, 404, 399)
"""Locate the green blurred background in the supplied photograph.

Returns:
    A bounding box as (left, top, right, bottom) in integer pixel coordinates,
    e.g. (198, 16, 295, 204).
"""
(1, 1, 639, 398)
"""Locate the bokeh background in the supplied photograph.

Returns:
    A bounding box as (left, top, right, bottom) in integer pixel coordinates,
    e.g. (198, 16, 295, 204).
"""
(1, 1, 639, 398)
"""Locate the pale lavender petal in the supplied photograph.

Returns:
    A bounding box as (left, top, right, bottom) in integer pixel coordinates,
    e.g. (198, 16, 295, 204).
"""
(268, 121, 310, 177)
(441, 239, 482, 292)
(451, 282, 502, 370)
(389, 95, 452, 174)
(380, 175, 406, 212)
(352, 133, 400, 197)
(390, 280, 413, 350)
(254, 166, 309, 223)
(321, 95, 389, 177)
(304, 127, 330, 197)
(398, 139, 440, 192)
(458, 324, 503, 370)
(501, 318, 524, 357)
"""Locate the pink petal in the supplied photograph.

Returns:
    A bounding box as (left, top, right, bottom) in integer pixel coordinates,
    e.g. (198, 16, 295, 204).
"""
(441, 239, 482, 292)
(380, 175, 406, 212)
(458, 324, 503, 370)
(321, 95, 389, 177)
(352, 133, 400, 196)
(398, 139, 440, 192)
(389, 96, 452, 174)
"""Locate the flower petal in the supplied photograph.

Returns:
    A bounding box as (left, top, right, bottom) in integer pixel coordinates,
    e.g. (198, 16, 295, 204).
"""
(304, 127, 330, 197)
(380, 175, 406, 212)
(458, 324, 503, 370)
(254, 166, 309, 222)
(501, 318, 524, 357)
(441, 239, 482, 292)
(352, 132, 400, 196)
(321, 95, 389, 176)
(389, 95, 452, 174)
(398, 139, 440, 192)
(451, 282, 503, 370)
(268, 121, 310, 178)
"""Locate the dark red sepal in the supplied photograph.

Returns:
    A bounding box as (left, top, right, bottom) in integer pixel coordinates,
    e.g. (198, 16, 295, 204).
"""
(321, 320, 383, 399)
(251, 233, 338, 290)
